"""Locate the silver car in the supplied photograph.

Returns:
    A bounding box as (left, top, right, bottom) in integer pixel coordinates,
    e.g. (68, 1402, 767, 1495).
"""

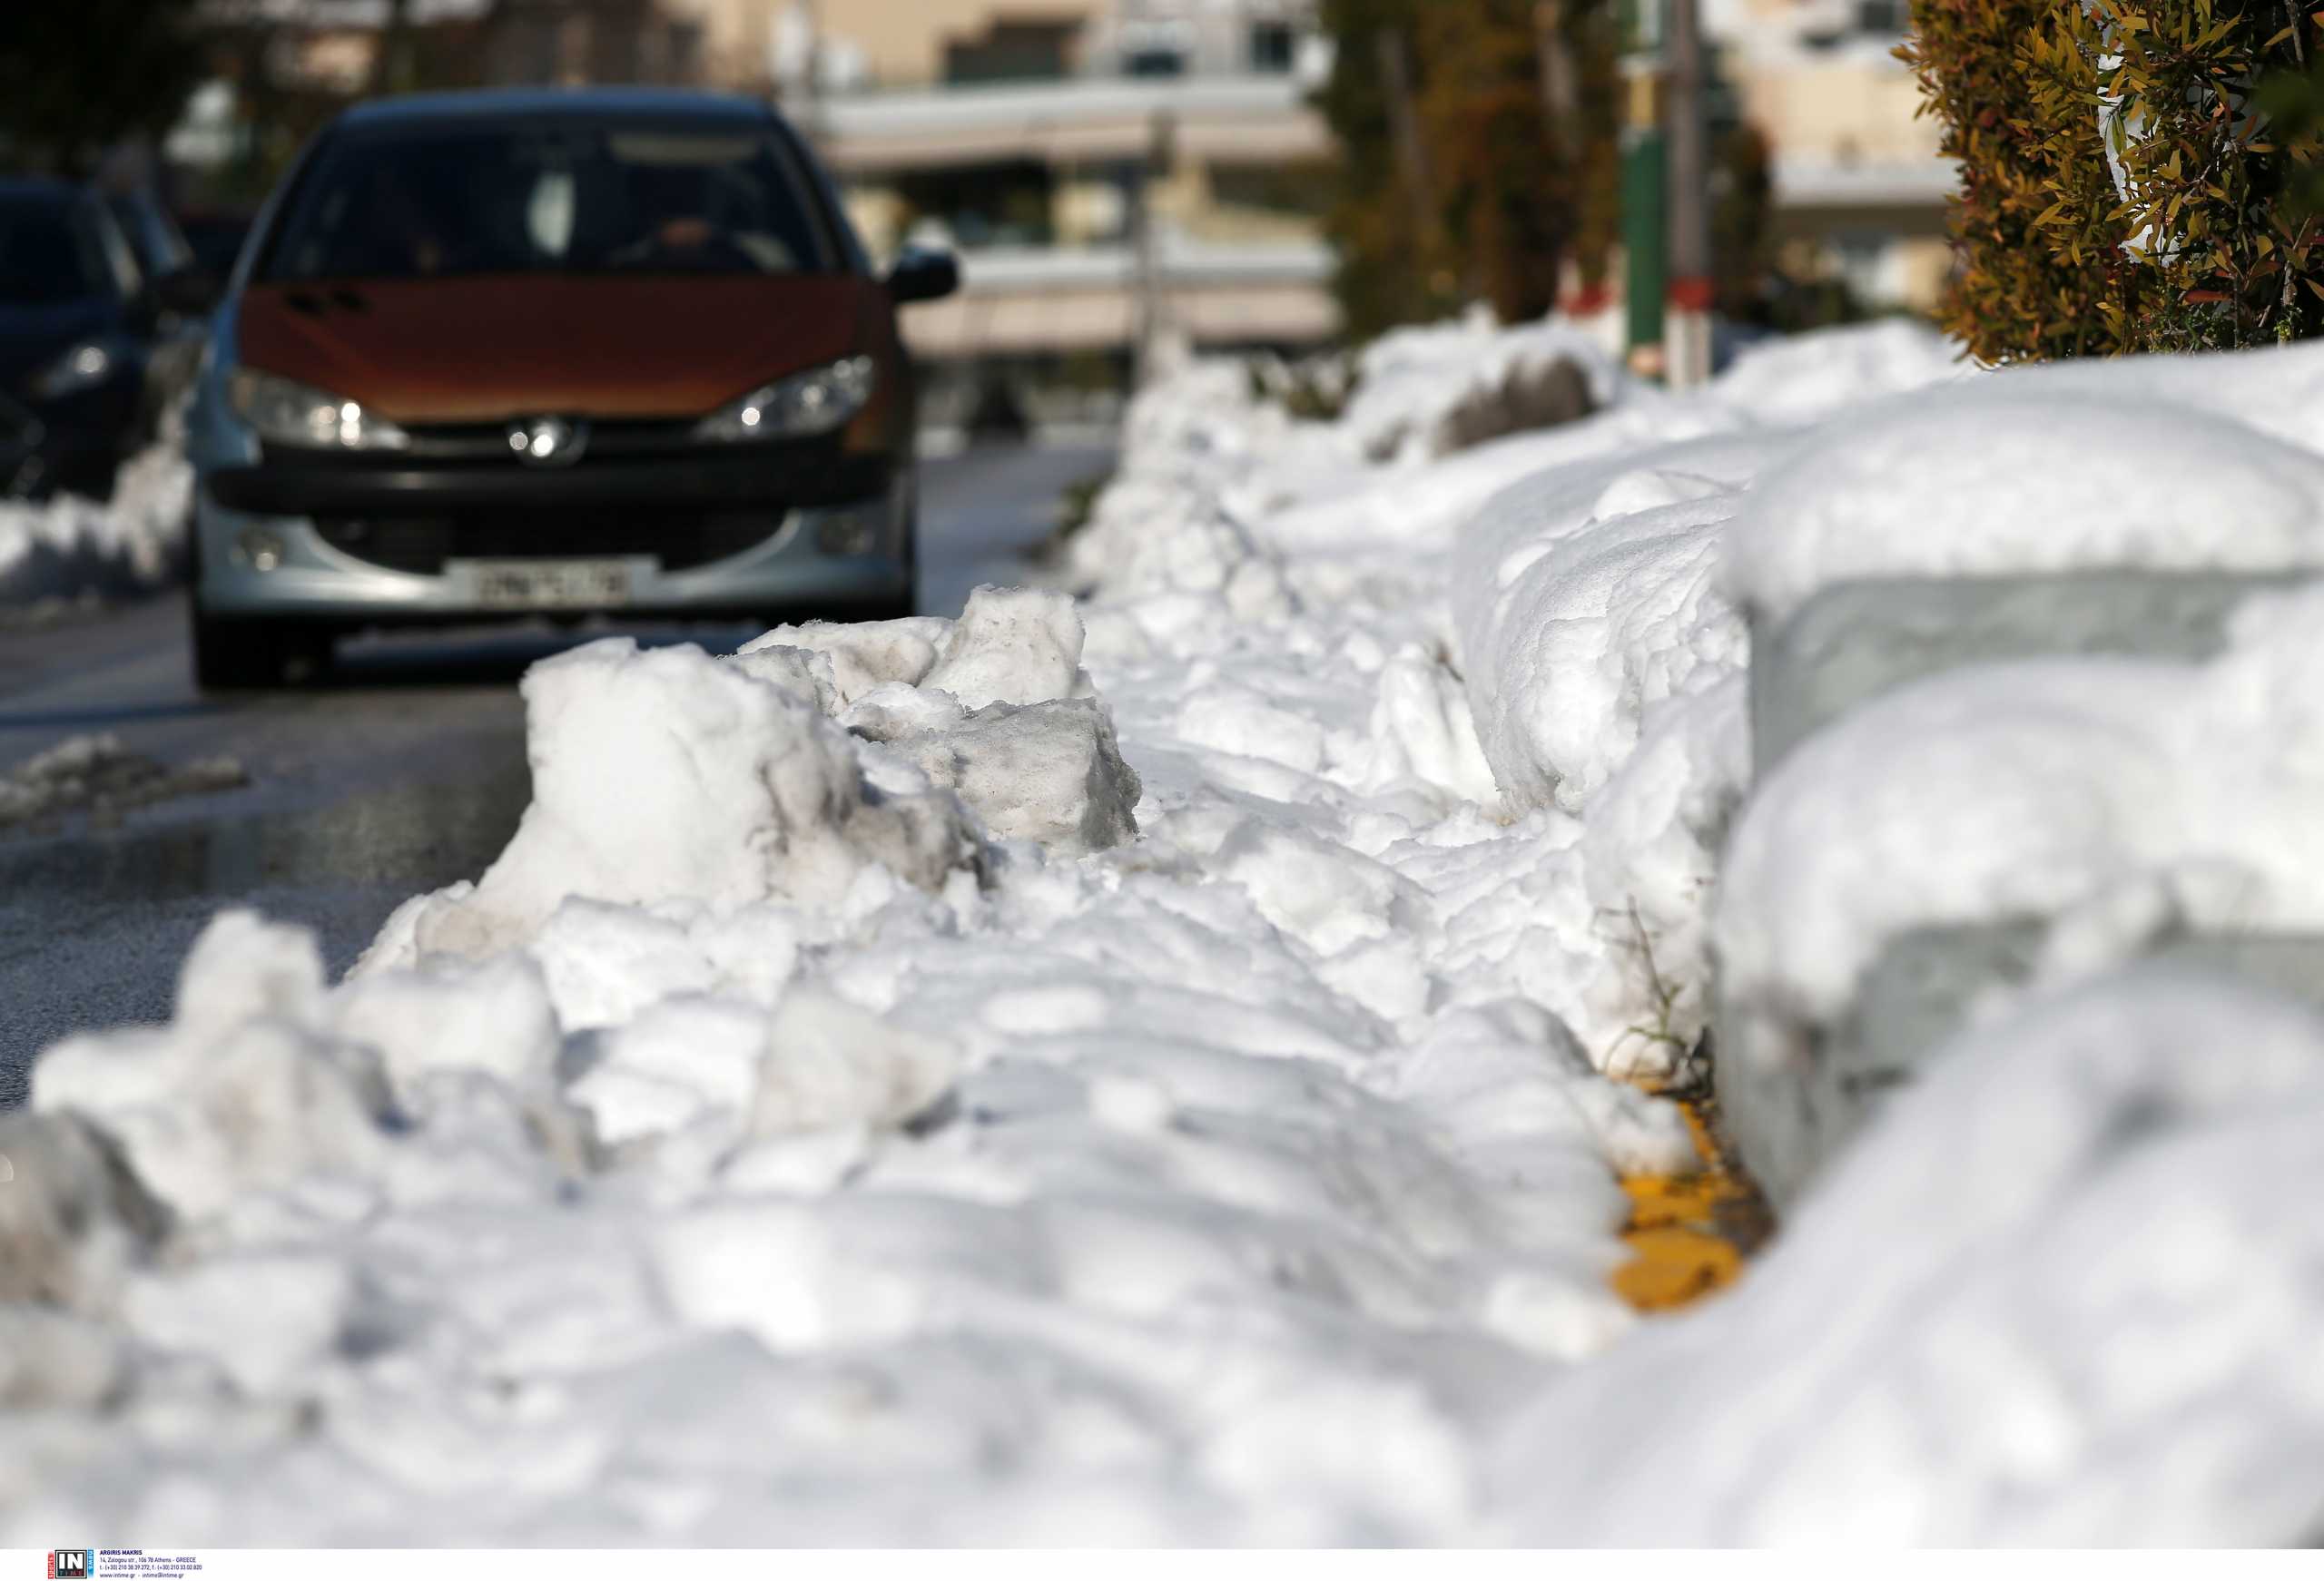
(186, 87, 956, 688)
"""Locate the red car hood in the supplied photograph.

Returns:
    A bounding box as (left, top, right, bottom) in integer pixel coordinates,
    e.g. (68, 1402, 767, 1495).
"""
(235, 275, 883, 423)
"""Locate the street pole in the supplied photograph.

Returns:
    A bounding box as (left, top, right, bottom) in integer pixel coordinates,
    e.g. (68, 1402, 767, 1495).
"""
(1665, 0, 1714, 388)
(1620, 3, 1667, 379)
(800, 0, 824, 130)
(1133, 108, 1178, 387)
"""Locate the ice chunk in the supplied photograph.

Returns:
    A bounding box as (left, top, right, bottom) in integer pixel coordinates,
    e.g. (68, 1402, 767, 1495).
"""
(0, 1110, 170, 1311)
(402, 639, 983, 957)
(569, 995, 770, 1149)
(1355, 643, 1501, 805)
(738, 614, 951, 706)
(522, 899, 719, 1031)
(880, 697, 1142, 854)
(726, 642, 838, 712)
(921, 584, 1090, 710)
(34, 914, 395, 1222)
(751, 987, 957, 1136)
(175, 908, 330, 1040)
(836, 679, 970, 742)
(330, 950, 563, 1101)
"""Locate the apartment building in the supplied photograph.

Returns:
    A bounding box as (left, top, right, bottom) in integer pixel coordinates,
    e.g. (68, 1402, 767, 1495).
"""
(1711, 0, 1952, 310)
(720, 2, 1342, 419)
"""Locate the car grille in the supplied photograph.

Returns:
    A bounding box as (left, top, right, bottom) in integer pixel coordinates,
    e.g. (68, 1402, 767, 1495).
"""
(396, 418, 704, 461)
(313, 508, 788, 574)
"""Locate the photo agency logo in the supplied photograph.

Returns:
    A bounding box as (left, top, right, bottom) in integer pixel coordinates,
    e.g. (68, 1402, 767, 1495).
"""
(48, 1554, 94, 1580)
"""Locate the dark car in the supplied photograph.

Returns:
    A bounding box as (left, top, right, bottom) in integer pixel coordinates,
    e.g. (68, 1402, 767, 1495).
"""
(184, 87, 960, 689)
(105, 189, 198, 284)
(176, 207, 257, 280)
(0, 179, 212, 498)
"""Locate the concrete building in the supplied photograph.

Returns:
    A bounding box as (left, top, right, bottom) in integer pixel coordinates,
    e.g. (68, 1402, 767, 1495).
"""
(705, 2, 1341, 423)
(1710, 0, 1953, 311)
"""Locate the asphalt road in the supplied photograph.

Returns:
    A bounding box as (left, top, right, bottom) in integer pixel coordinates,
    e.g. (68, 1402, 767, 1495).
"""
(0, 440, 1113, 1102)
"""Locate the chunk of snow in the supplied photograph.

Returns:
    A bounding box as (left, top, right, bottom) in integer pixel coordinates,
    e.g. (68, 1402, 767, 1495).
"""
(0, 1110, 169, 1312)
(330, 950, 562, 1101)
(1728, 385, 2324, 625)
(1718, 582, 2324, 1032)
(0, 419, 192, 609)
(751, 987, 957, 1136)
(921, 584, 1091, 709)
(877, 696, 1142, 855)
(1341, 309, 1628, 464)
(737, 614, 951, 706)
(33, 913, 395, 1222)
(394, 638, 984, 958)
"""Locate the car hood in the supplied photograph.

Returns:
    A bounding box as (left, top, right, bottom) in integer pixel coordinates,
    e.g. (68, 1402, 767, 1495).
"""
(0, 299, 122, 387)
(233, 275, 884, 423)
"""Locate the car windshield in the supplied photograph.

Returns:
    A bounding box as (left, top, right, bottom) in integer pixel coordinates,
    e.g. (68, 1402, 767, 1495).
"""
(264, 121, 834, 282)
(105, 192, 193, 279)
(0, 196, 113, 305)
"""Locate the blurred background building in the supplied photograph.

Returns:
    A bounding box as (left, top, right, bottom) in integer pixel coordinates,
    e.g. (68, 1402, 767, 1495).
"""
(1709, 0, 1950, 317)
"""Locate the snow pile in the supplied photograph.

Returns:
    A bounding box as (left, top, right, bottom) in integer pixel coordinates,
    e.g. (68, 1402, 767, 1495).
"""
(1728, 339, 2324, 624)
(0, 421, 192, 610)
(369, 586, 1142, 967)
(27, 309, 2324, 1546)
(5, 420, 1709, 1540)
(1709, 340, 2324, 1118)
(1338, 309, 1627, 464)
(15, 770, 1683, 1539)
(1494, 967, 2324, 1545)
(368, 637, 986, 964)
(756, 586, 1144, 856)
(1717, 581, 2324, 1072)
(36, 915, 411, 1223)
(1433, 323, 1967, 1065)
(0, 732, 246, 829)
(1709, 315, 1969, 426)
(1067, 309, 1659, 594)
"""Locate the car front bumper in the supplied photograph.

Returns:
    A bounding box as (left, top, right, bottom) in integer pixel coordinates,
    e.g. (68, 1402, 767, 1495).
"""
(192, 449, 914, 625)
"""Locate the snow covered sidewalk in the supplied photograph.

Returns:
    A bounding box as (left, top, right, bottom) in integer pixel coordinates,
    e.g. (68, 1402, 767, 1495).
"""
(9, 317, 2324, 1545)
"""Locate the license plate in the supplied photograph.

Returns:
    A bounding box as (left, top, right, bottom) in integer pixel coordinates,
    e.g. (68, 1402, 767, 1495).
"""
(462, 559, 633, 610)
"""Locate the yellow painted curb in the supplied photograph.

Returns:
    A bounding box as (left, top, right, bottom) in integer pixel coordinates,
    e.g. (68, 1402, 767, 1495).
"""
(1610, 1090, 1771, 1313)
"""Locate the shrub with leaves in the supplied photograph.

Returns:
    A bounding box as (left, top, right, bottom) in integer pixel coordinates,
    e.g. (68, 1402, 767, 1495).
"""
(1906, 0, 2324, 359)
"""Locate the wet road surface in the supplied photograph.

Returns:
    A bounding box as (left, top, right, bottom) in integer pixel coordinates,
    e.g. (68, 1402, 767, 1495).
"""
(0, 440, 1112, 1101)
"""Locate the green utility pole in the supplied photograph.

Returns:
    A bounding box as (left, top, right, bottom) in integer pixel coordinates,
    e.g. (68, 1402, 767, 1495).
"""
(1620, 0, 1668, 378)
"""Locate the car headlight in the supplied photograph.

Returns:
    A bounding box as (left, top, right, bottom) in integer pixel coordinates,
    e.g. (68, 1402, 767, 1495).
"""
(28, 337, 133, 400)
(694, 356, 876, 442)
(228, 367, 410, 451)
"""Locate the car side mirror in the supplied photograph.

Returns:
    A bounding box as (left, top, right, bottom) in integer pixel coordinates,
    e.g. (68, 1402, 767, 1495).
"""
(155, 264, 221, 317)
(885, 248, 959, 305)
